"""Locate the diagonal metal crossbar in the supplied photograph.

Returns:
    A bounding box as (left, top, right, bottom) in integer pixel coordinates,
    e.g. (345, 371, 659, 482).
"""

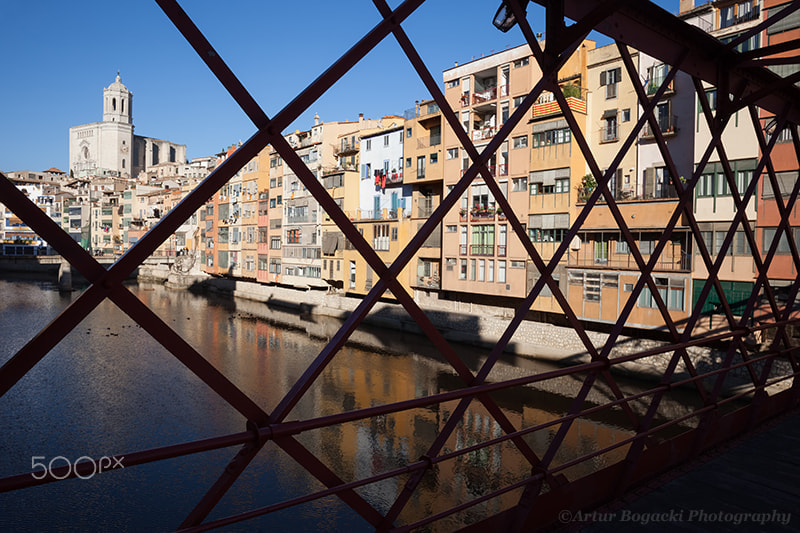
(2, 0, 800, 531)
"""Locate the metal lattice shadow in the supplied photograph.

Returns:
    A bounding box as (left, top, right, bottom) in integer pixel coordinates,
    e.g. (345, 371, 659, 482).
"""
(2, 0, 800, 531)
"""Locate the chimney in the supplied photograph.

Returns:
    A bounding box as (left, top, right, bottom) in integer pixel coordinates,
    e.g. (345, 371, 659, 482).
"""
(679, 0, 694, 14)
(359, 113, 364, 122)
(314, 113, 320, 126)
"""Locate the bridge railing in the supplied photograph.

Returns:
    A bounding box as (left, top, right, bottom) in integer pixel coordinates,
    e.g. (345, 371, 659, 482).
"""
(2, 1, 800, 531)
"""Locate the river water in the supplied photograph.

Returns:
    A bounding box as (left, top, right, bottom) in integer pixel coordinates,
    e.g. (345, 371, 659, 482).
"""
(0, 275, 706, 532)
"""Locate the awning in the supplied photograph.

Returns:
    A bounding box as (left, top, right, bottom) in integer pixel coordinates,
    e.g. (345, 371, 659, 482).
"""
(322, 232, 339, 254)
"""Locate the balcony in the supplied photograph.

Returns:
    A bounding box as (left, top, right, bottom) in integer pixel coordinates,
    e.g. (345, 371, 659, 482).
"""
(416, 136, 441, 149)
(385, 171, 404, 186)
(416, 275, 440, 289)
(646, 78, 675, 96)
(532, 95, 586, 118)
(568, 249, 691, 272)
(642, 115, 678, 139)
(599, 126, 618, 143)
(470, 207, 496, 222)
(334, 140, 359, 156)
(472, 125, 496, 141)
(373, 236, 390, 251)
(472, 86, 497, 105)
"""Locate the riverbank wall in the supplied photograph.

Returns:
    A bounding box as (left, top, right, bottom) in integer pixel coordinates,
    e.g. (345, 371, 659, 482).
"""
(180, 276, 789, 396)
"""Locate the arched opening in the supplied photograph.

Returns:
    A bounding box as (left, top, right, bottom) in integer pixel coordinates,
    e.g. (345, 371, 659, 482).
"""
(112, 98, 116, 111)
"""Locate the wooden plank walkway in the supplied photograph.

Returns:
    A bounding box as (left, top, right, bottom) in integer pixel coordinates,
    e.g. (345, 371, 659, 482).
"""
(572, 407, 800, 531)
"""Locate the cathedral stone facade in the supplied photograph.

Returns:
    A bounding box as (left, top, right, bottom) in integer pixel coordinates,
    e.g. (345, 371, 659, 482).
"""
(69, 75, 186, 179)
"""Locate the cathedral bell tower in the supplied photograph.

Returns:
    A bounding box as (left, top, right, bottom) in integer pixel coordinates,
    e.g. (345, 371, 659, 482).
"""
(103, 73, 132, 124)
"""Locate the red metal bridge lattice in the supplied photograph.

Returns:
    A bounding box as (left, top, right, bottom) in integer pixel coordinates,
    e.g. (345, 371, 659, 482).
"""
(2, 0, 800, 531)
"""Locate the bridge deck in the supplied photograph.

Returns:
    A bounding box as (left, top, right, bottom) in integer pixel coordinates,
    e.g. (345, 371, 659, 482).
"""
(581, 407, 800, 531)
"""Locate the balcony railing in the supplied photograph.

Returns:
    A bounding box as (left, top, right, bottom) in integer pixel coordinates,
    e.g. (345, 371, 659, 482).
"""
(472, 87, 497, 105)
(418, 205, 435, 218)
(646, 78, 674, 96)
(470, 244, 494, 256)
(470, 208, 496, 222)
(600, 126, 618, 143)
(642, 115, 678, 138)
(532, 95, 586, 118)
(372, 236, 390, 251)
(568, 249, 691, 271)
(333, 140, 358, 156)
(416, 275, 440, 289)
(497, 245, 506, 257)
(385, 172, 404, 186)
(472, 125, 496, 141)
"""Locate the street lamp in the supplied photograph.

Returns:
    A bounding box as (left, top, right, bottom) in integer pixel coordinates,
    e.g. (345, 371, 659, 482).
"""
(493, 0, 530, 33)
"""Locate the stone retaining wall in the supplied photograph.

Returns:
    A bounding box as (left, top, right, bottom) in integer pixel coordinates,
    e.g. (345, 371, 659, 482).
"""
(173, 276, 792, 396)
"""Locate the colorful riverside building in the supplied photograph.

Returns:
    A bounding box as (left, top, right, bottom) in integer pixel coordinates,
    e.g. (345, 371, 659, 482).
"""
(343, 117, 414, 297)
(436, 40, 597, 313)
(527, 40, 594, 315)
(757, 0, 800, 339)
(567, 39, 693, 330)
(404, 99, 445, 299)
(269, 115, 367, 289)
(320, 114, 388, 289)
(680, 0, 762, 334)
(440, 43, 547, 304)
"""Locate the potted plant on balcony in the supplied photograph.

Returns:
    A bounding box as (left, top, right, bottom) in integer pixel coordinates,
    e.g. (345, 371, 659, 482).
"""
(577, 174, 596, 202)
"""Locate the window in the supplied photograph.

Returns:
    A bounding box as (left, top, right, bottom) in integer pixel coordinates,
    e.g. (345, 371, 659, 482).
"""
(446, 225, 457, 233)
(478, 259, 485, 282)
(622, 108, 631, 122)
(405, 158, 411, 168)
(447, 148, 459, 159)
(498, 260, 506, 283)
(513, 57, 529, 68)
(416, 156, 426, 179)
(513, 135, 528, 149)
(513, 95, 525, 108)
(763, 227, 792, 254)
(430, 153, 438, 164)
(488, 260, 495, 282)
(593, 234, 610, 264)
(287, 229, 301, 244)
(349, 261, 356, 288)
(555, 178, 569, 194)
(602, 113, 618, 142)
(639, 278, 685, 311)
(447, 79, 460, 88)
(365, 139, 372, 151)
(600, 67, 621, 99)
(720, 4, 735, 28)
(512, 177, 527, 192)
(459, 259, 467, 280)
(532, 127, 570, 147)
(391, 227, 398, 241)
(406, 127, 412, 138)
(384, 135, 390, 147)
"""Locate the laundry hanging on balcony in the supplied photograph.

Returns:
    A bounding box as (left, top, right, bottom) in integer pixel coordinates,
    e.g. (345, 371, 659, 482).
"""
(374, 169, 386, 191)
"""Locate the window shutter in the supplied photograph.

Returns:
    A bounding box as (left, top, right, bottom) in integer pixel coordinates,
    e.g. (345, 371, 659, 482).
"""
(600, 70, 607, 86)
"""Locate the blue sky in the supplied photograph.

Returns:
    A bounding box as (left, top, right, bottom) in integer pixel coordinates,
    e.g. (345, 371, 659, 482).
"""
(0, 1, 677, 173)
